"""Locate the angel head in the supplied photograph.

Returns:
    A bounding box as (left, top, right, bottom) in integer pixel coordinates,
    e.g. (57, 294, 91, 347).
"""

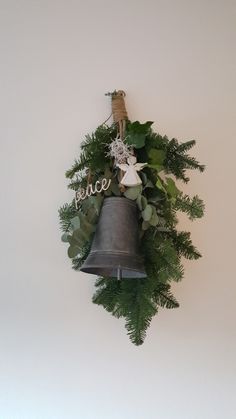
(127, 155, 137, 165)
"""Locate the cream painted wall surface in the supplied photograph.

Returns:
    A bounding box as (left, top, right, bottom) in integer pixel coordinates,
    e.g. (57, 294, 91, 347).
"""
(0, 0, 236, 418)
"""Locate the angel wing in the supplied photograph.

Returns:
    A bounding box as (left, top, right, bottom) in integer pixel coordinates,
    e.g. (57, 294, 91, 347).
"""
(134, 162, 148, 171)
(117, 163, 129, 172)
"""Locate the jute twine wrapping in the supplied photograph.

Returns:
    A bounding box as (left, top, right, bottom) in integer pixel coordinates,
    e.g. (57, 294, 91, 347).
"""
(112, 90, 128, 123)
(111, 90, 128, 140)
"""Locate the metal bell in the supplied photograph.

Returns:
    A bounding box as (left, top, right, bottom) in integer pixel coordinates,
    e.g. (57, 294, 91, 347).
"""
(80, 197, 147, 278)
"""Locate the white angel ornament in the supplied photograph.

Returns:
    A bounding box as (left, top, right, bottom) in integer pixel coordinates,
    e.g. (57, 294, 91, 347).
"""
(117, 155, 147, 187)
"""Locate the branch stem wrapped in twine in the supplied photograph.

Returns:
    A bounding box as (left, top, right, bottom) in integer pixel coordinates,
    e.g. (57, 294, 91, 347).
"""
(107, 90, 128, 139)
(106, 90, 128, 191)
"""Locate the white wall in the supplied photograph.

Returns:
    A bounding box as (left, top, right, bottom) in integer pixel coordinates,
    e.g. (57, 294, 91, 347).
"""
(1, 1, 236, 418)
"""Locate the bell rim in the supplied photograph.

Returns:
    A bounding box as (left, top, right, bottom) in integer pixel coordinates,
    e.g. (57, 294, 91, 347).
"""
(80, 266, 147, 278)
(80, 264, 147, 278)
(80, 251, 147, 278)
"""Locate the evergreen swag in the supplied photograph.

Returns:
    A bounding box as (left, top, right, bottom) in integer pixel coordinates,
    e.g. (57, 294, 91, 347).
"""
(59, 109, 205, 345)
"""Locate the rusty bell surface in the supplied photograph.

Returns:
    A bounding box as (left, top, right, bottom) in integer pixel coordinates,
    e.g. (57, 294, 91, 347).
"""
(80, 197, 147, 278)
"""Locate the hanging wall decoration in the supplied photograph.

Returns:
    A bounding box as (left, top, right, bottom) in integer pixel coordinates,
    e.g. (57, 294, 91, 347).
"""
(59, 90, 205, 345)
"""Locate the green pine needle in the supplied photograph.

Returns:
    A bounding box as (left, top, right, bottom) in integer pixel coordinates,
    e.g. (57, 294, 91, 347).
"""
(175, 194, 205, 220)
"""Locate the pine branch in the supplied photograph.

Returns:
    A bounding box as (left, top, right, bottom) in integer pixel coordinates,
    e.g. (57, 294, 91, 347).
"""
(67, 180, 81, 191)
(67, 177, 88, 191)
(93, 277, 158, 345)
(59, 202, 78, 232)
(177, 139, 196, 152)
(143, 231, 184, 283)
(175, 194, 205, 220)
(72, 257, 84, 270)
(181, 155, 205, 172)
(152, 283, 179, 309)
(66, 159, 84, 179)
(93, 277, 122, 315)
(122, 280, 157, 345)
(66, 124, 117, 179)
(72, 242, 91, 270)
(169, 230, 202, 259)
(157, 291, 179, 309)
(165, 138, 205, 182)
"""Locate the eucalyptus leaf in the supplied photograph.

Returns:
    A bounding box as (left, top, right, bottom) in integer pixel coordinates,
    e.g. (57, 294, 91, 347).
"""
(93, 194, 103, 213)
(144, 180, 154, 189)
(124, 185, 142, 200)
(104, 186, 112, 196)
(70, 216, 80, 231)
(78, 212, 93, 230)
(86, 207, 98, 224)
(136, 194, 142, 210)
(136, 194, 147, 210)
(61, 233, 70, 243)
(68, 234, 81, 246)
(72, 212, 95, 241)
(142, 204, 152, 221)
(73, 225, 95, 245)
(149, 206, 159, 226)
(142, 220, 151, 231)
(140, 172, 147, 185)
(111, 182, 121, 196)
(156, 177, 167, 194)
(71, 229, 85, 246)
(75, 230, 89, 243)
(81, 198, 91, 212)
(77, 218, 96, 239)
(83, 195, 102, 211)
(68, 245, 80, 259)
(141, 196, 147, 209)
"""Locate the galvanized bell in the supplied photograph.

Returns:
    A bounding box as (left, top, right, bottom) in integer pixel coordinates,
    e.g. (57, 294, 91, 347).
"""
(80, 197, 147, 279)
